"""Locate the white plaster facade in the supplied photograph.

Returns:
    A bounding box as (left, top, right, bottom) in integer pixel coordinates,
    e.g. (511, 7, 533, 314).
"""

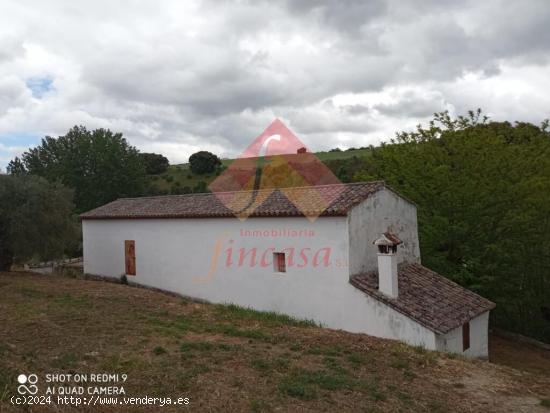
(82, 187, 490, 358)
(436, 311, 490, 358)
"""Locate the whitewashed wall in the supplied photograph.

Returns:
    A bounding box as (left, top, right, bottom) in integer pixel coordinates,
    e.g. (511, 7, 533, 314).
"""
(348, 188, 420, 276)
(82, 215, 437, 348)
(435, 311, 490, 359)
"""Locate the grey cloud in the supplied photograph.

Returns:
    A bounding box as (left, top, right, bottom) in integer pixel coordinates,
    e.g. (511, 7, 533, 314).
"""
(0, 76, 30, 115)
(0, 36, 24, 63)
(1, 0, 550, 167)
(374, 90, 447, 118)
(283, 0, 388, 33)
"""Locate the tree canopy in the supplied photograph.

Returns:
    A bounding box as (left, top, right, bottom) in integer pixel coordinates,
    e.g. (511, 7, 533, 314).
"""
(189, 151, 221, 175)
(139, 152, 169, 175)
(0, 175, 78, 270)
(8, 126, 147, 213)
(350, 110, 550, 342)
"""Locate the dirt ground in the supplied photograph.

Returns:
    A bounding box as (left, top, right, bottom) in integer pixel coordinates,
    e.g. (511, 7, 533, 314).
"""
(0, 271, 549, 412)
(490, 333, 550, 377)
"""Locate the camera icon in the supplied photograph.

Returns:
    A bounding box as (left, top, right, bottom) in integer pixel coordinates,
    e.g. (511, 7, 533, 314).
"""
(17, 373, 38, 395)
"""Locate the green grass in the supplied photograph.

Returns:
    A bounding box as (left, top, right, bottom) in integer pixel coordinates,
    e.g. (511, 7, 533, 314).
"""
(251, 356, 291, 375)
(0, 370, 14, 402)
(306, 344, 347, 357)
(148, 164, 215, 195)
(315, 148, 372, 162)
(146, 309, 275, 343)
(541, 398, 550, 409)
(218, 325, 269, 341)
(215, 303, 317, 328)
(347, 352, 368, 365)
(278, 367, 364, 400)
(390, 359, 410, 370)
(150, 147, 373, 195)
(53, 293, 90, 308)
(16, 286, 49, 299)
(278, 375, 318, 400)
(146, 314, 194, 336)
(153, 346, 167, 355)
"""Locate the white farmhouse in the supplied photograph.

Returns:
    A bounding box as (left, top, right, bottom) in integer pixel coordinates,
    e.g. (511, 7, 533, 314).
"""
(81, 182, 495, 358)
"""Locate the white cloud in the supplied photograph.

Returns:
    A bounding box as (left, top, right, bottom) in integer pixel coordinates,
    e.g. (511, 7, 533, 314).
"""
(0, 0, 549, 168)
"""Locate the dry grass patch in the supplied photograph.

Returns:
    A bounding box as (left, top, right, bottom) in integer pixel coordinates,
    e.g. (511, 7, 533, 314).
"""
(0, 271, 548, 412)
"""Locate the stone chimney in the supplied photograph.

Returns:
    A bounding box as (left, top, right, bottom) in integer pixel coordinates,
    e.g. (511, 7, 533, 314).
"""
(373, 232, 402, 298)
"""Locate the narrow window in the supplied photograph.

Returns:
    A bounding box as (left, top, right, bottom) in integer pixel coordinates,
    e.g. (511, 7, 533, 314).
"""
(125, 240, 136, 276)
(273, 252, 286, 273)
(462, 322, 470, 351)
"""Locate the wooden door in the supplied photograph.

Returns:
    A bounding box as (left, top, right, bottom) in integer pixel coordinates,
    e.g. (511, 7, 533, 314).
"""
(125, 240, 136, 276)
(462, 322, 470, 351)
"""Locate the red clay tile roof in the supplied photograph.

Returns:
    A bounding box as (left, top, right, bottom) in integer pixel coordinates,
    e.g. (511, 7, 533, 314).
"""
(374, 232, 403, 246)
(80, 181, 385, 219)
(350, 263, 496, 335)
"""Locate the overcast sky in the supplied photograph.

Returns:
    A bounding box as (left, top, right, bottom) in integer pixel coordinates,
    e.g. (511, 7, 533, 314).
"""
(0, 0, 549, 168)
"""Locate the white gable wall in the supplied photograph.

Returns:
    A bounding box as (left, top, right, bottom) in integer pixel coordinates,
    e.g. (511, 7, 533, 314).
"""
(435, 311, 490, 359)
(82, 215, 436, 348)
(348, 188, 420, 276)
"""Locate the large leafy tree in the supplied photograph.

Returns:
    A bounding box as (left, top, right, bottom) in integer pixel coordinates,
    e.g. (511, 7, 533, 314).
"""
(8, 126, 147, 213)
(139, 152, 169, 175)
(0, 175, 78, 271)
(353, 110, 550, 342)
(189, 151, 221, 175)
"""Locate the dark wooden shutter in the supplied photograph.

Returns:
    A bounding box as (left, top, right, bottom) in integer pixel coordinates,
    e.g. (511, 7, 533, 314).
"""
(279, 253, 286, 272)
(125, 240, 136, 276)
(274, 252, 286, 273)
(462, 322, 470, 351)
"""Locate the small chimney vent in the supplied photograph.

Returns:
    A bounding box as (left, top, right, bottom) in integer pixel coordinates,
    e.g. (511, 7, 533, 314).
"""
(373, 232, 403, 298)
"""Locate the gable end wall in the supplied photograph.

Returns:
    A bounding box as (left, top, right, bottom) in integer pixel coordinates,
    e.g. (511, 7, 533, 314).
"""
(348, 187, 421, 276)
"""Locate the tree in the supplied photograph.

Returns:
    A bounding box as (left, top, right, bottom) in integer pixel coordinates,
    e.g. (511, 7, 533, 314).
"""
(139, 152, 169, 175)
(193, 181, 209, 193)
(189, 151, 221, 175)
(7, 126, 147, 213)
(0, 175, 78, 271)
(351, 110, 550, 342)
(6, 157, 26, 175)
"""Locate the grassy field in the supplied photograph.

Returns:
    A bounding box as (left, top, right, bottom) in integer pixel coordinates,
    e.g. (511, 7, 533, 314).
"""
(148, 164, 216, 194)
(148, 148, 372, 195)
(314, 148, 372, 162)
(1, 272, 549, 412)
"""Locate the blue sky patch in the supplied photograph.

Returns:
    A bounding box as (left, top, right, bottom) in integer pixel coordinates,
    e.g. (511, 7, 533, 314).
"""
(0, 132, 41, 170)
(25, 76, 54, 98)
(1, 132, 41, 147)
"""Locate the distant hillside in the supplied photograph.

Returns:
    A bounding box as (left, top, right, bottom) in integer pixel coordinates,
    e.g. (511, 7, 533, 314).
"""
(147, 147, 372, 195)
